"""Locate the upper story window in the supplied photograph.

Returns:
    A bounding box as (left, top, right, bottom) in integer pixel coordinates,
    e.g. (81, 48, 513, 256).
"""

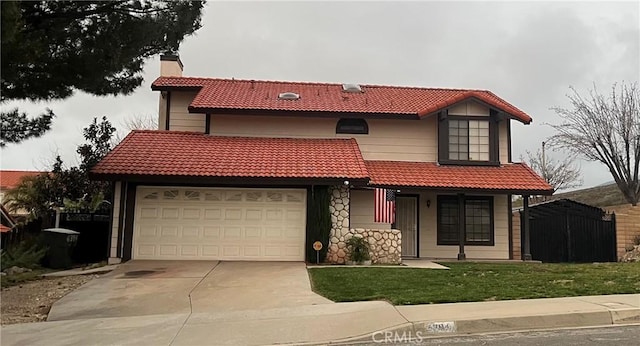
(449, 119, 490, 161)
(336, 118, 369, 134)
(439, 110, 499, 165)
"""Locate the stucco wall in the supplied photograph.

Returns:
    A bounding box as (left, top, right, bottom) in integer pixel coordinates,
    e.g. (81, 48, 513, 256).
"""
(159, 94, 512, 165)
(167, 91, 206, 132)
(209, 114, 438, 162)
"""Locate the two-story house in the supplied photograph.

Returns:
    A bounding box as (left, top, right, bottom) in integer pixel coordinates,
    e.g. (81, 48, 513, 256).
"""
(92, 55, 552, 264)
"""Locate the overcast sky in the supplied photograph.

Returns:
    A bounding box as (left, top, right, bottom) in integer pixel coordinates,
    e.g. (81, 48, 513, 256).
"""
(1, 1, 639, 191)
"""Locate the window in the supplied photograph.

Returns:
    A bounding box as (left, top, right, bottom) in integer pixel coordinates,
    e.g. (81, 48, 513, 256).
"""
(437, 195, 494, 246)
(439, 110, 499, 165)
(448, 119, 489, 161)
(336, 118, 368, 134)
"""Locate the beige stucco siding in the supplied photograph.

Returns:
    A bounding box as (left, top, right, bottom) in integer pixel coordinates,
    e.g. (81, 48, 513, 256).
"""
(350, 189, 392, 230)
(109, 181, 122, 259)
(168, 91, 206, 132)
(448, 100, 490, 116)
(210, 114, 438, 162)
(158, 96, 509, 163)
(415, 192, 509, 259)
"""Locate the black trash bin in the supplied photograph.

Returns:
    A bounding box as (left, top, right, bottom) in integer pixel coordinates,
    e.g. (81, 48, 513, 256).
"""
(42, 228, 80, 269)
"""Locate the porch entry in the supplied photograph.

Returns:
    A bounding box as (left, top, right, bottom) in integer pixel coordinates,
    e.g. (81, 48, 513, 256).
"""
(395, 195, 418, 257)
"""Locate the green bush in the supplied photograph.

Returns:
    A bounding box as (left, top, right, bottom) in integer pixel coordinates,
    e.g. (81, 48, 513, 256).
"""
(306, 186, 332, 262)
(1, 237, 48, 271)
(346, 236, 371, 263)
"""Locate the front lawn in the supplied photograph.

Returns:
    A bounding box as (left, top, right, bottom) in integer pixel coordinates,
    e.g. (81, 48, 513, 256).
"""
(308, 262, 640, 305)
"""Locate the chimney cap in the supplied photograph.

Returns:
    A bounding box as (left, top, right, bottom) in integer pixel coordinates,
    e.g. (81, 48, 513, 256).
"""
(160, 54, 183, 70)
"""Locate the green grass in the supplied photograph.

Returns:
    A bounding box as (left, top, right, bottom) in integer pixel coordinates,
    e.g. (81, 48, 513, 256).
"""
(308, 262, 640, 305)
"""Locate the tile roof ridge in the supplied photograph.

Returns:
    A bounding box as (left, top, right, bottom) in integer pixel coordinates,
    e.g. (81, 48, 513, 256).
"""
(158, 75, 491, 92)
(131, 131, 362, 142)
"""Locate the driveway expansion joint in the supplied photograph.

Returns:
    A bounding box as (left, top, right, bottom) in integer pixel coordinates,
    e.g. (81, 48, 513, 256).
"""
(168, 261, 220, 346)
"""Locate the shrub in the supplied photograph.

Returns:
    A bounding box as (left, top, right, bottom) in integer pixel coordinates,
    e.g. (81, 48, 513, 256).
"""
(633, 235, 640, 246)
(346, 235, 371, 263)
(1, 237, 48, 271)
(306, 186, 331, 262)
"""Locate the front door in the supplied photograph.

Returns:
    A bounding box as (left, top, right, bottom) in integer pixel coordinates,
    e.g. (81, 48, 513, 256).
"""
(395, 196, 418, 257)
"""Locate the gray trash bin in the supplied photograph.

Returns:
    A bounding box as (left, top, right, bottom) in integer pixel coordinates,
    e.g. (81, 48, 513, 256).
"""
(42, 228, 80, 269)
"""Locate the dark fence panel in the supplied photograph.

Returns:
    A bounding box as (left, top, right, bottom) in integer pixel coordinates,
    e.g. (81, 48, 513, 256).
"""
(59, 213, 110, 264)
(521, 200, 617, 263)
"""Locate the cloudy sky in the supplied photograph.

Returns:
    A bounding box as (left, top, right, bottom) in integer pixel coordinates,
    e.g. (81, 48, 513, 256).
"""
(1, 0, 638, 190)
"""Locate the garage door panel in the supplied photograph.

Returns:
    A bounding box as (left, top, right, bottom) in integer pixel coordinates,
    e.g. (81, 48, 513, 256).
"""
(182, 226, 200, 237)
(159, 245, 178, 256)
(245, 227, 261, 238)
(265, 210, 283, 221)
(161, 208, 179, 219)
(180, 246, 199, 256)
(245, 209, 262, 220)
(225, 209, 242, 220)
(223, 227, 242, 239)
(182, 208, 201, 219)
(203, 226, 221, 238)
(134, 187, 306, 261)
(202, 245, 219, 256)
(161, 226, 179, 237)
(140, 207, 158, 219)
(204, 208, 222, 220)
(137, 244, 156, 257)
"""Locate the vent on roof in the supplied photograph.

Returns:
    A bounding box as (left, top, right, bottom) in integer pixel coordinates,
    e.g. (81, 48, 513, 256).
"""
(342, 84, 362, 93)
(278, 92, 300, 100)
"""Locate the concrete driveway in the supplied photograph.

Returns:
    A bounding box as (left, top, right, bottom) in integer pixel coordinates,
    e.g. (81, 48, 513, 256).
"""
(47, 261, 331, 321)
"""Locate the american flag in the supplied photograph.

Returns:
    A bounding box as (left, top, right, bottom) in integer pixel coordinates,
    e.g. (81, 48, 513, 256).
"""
(374, 188, 396, 223)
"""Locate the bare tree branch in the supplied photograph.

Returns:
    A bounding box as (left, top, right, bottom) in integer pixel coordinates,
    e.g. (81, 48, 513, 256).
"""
(549, 82, 640, 205)
(524, 143, 582, 194)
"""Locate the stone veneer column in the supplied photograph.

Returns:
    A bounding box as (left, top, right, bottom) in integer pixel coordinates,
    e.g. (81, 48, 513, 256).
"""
(326, 185, 350, 263)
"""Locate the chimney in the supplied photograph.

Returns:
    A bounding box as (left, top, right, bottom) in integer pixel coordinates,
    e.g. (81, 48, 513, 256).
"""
(160, 54, 183, 77)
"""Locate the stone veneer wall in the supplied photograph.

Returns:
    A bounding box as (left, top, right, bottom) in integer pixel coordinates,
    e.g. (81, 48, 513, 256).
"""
(325, 186, 402, 264)
(327, 185, 350, 262)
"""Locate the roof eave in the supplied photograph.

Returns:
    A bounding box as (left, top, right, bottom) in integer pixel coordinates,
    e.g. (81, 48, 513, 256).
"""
(151, 85, 203, 92)
(89, 172, 370, 186)
(186, 106, 420, 120)
(416, 96, 532, 124)
(366, 183, 553, 196)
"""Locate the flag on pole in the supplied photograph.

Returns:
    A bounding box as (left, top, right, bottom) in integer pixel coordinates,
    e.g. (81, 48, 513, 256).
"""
(374, 188, 396, 223)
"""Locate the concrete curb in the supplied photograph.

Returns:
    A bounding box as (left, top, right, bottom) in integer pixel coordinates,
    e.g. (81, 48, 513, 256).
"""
(42, 264, 119, 277)
(320, 308, 640, 345)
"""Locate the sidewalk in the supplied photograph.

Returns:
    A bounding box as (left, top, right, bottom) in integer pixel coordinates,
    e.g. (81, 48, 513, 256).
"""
(2, 294, 639, 345)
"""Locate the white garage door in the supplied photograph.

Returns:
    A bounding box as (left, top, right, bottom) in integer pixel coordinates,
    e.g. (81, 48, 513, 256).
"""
(133, 187, 306, 261)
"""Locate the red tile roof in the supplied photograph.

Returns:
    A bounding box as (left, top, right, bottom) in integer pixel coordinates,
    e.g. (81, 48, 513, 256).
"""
(0, 170, 46, 190)
(152, 77, 532, 124)
(365, 161, 553, 194)
(91, 131, 369, 181)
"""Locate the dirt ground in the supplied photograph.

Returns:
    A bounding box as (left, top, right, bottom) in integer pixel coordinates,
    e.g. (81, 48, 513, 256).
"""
(1, 275, 95, 325)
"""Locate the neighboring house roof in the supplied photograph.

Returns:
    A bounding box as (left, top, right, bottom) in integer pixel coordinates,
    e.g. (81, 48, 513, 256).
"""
(365, 160, 553, 195)
(152, 77, 532, 124)
(0, 170, 45, 190)
(91, 130, 369, 182)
